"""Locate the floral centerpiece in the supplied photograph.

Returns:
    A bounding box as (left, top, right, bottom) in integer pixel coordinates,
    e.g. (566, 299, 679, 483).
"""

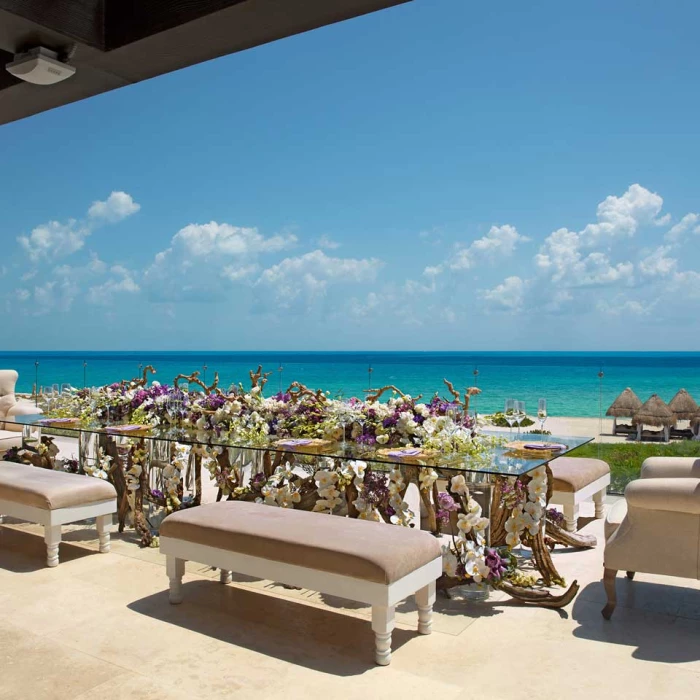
(32, 365, 584, 606)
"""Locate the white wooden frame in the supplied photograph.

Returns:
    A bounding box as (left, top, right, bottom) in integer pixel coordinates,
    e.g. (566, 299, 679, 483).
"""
(160, 535, 442, 666)
(550, 473, 610, 532)
(0, 498, 116, 567)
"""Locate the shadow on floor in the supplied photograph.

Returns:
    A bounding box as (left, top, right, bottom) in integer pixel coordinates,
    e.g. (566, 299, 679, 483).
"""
(0, 525, 94, 571)
(128, 580, 416, 675)
(572, 581, 700, 663)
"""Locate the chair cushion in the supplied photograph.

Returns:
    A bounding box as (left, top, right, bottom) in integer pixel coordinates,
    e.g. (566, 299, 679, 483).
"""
(161, 500, 441, 585)
(0, 431, 23, 453)
(0, 394, 14, 420)
(0, 461, 116, 510)
(605, 498, 627, 541)
(549, 457, 610, 493)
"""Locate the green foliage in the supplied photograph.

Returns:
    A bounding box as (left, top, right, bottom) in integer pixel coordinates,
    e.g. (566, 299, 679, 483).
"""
(568, 441, 700, 493)
(487, 412, 535, 427)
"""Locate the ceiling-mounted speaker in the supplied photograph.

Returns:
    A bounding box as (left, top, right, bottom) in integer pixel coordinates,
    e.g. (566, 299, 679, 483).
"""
(6, 47, 76, 85)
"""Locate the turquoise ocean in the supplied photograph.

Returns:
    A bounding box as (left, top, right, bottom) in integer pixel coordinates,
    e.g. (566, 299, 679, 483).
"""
(2, 351, 700, 418)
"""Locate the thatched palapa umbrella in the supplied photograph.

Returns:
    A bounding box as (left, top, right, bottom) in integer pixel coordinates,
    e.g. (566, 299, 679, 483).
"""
(691, 411, 700, 440)
(606, 387, 643, 435)
(668, 388, 699, 423)
(632, 394, 675, 442)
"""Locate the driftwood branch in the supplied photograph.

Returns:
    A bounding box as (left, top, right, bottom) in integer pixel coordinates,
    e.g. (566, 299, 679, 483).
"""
(286, 381, 326, 404)
(365, 385, 408, 403)
(250, 365, 272, 391)
(442, 379, 481, 412)
(495, 580, 580, 608)
(173, 370, 221, 395)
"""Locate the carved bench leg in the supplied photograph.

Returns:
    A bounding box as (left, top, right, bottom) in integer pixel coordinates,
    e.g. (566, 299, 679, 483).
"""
(563, 503, 579, 532)
(167, 556, 185, 604)
(371, 605, 395, 666)
(593, 489, 606, 519)
(219, 569, 232, 584)
(96, 514, 112, 553)
(601, 568, 617, 620)
(44, 524, 61, 567)
(415, 581, 435, 635)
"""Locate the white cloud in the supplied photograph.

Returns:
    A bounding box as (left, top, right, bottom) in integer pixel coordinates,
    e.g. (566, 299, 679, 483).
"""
(580, 184, 664, 244)
(479, 276, 526, 311)
(172, 222, 295, 257)
(597, 299, 654, 316)
(221, 264, 259, 282)
(257, 250, 383, 307)
(317, 234, 341, 250)
(18, 219, 90, 262)
(144, 222, 296, 301)
(448, 224, 529, 271)
(536, 229, 633, 287)
(665, 213, 700, 243)
(87, 265, 140, 305)
(17, 191, 140, 261)
(87, 191, 140, 223)
(15, 279, 79, 314)
(639, 246, 677, 277)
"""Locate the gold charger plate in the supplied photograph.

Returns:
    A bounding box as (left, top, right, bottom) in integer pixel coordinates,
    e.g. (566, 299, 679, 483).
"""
(504, 440, 568, 459)
(377, 447, 439, 464)
(272, 438, 334, 455)
(105, 424, 152, 437)
(38, 417, 81, 429)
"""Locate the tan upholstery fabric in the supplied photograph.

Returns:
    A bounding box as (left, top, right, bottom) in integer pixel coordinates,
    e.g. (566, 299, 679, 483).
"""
(549, 457, 610, 493)
(4, 401, 41, 432)
(161, 501, 441, 585)
(604, 499, 627, 541)
(0, 461, 116, 510)
(0, 395, 14, 420)
(604, 476, 700, 580)
(625, 478, 700, 514)
(641, 457, 700, 480)
(0, 431, 23, 453)
(0, 370, 18, 398)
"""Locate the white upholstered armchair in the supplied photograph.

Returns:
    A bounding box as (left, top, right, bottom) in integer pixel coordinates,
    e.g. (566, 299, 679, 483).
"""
(602, 456, 700, 619)
(0, 369, 40, 453)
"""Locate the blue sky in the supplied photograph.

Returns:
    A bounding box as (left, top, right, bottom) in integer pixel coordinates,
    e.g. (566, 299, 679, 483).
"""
(1, 0, 699, 351)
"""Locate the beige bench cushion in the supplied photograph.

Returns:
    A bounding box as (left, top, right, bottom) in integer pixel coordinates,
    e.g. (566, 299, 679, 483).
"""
(549, 457, 610, 493)
(161, 501, 441, 585)
(0, 461, 116, 510)
(0, 430, 23, 453)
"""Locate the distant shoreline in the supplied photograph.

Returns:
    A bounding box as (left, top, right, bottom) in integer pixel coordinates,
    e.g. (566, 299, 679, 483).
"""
(4, 350, 699, 419)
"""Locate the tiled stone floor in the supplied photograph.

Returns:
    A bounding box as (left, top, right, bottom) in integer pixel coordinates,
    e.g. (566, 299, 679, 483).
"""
(1, 501, 699, 700)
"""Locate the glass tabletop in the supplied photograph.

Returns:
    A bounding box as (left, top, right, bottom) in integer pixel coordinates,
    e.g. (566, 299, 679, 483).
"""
(8, 414, 592, 477)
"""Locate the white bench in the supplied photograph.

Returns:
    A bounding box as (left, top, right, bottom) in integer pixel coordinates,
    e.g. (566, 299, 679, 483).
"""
(160, 501, 443, 666)
(549, 457, 611, 532)
(0, 461, 117, 567)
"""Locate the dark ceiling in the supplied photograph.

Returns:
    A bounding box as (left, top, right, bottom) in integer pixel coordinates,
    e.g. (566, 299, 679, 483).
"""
(0, 0, 410, 125)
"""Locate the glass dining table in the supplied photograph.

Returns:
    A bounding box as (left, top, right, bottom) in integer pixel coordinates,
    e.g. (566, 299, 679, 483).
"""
(6, 413, 593, 606)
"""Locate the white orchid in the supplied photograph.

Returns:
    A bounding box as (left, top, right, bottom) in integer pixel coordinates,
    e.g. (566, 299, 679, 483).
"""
(418, 468, 438, 492)
(441, 546, 460, 578)
(450, 474, 469, 497)
(314, 470, 338, 490)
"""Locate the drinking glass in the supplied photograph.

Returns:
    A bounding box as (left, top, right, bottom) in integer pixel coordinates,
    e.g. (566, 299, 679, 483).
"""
(515, 401, 526, 437)
(537, 398, 547, 434)
(504, 399, 516, 435)
(61, 383, 72, 394)
(166, 394, 182, 434)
